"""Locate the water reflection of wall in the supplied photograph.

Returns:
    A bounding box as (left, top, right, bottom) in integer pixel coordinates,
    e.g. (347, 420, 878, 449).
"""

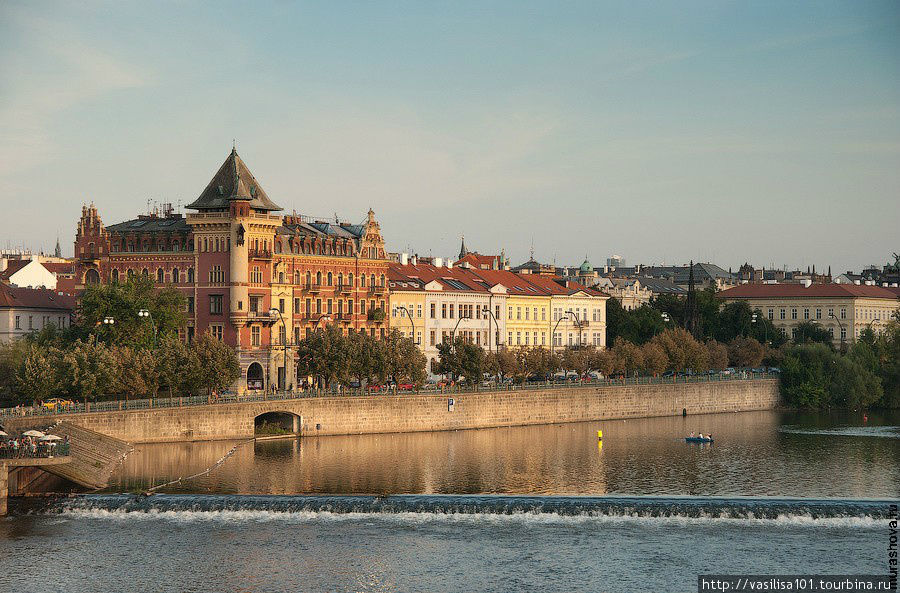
(107, 410, 900, 498)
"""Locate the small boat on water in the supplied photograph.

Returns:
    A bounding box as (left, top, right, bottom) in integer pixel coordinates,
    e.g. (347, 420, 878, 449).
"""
(685, 436, 713, 443)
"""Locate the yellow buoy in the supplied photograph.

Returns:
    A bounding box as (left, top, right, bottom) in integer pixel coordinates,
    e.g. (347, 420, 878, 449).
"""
(597, 429, 603, 440)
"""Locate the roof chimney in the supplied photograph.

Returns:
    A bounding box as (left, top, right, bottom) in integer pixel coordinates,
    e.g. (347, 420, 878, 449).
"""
(434, 257, 443, 268)
(801, 279, 812, 288)
(0, 258, 7, 273)
(411, 255, 417, 266)
(400, 253, 409, 265)
(447, 259, 453, 269)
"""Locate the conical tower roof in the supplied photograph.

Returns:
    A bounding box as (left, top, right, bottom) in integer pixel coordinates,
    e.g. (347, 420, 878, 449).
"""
(187, 148, 282, 211)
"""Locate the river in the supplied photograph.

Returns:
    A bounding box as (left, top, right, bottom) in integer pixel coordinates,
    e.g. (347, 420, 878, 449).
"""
(1, 409, 898, 592)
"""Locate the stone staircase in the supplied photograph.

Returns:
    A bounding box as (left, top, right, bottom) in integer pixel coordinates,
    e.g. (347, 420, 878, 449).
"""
(39, 421, 133, 490)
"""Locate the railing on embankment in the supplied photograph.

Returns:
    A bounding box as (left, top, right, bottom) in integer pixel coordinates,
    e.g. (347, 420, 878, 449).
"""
(0, 372, 777, 420)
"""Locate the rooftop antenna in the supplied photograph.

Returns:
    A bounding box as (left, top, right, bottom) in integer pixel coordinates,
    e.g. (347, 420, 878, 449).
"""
(530, 238, 535, 261)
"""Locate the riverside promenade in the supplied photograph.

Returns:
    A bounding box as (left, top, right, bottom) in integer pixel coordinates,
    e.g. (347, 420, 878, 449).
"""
(0, 374, 780, 444)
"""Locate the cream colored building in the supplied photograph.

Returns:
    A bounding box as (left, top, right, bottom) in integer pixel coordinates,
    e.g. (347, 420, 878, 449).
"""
(718, 283, 899, 347)
(0, 284, 75, 343)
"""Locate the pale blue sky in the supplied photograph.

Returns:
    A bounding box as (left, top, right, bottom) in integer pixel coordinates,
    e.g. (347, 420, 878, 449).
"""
(1, 1, 898, 274)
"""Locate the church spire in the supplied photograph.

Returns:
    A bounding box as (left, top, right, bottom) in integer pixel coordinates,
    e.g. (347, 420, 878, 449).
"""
(54, 235, 61, 258)
(459, 235, 468, 259)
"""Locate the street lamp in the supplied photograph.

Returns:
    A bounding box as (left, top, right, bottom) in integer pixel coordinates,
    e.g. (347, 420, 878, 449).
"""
(829, 313, 846, 353)
(551, 311, 574, 354)
(567, 309, 585, 348)
(392, 305, 419, 345)
(138, 309, 157, 346)
(269, 307, 294, 393)
(482, 306, 501, 353)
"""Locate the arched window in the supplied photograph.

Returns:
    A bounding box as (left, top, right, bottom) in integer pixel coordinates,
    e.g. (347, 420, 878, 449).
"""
(294, 271, 300, 284)
(279, 271, 285, 284)
(203, 238, 208, 252)
(85, 269, 100, 285)
(338, 273, 343, 287)
(380, 274, 385, 287)
(349, 273, 354, 286)
(316, 271, 322, 285)
(127, 269, 135, 279)
(327, 272, 333, 286)
(111, 269, 119, 283)
(172, 268, 179, 283)
(142, 268, 149, 277)
(306, 271, 311, 286)
(370, 274, 376, 287)
(187, 267, 194, 283)
(361, 274, 366, 287)
(157, 268, 165, 283)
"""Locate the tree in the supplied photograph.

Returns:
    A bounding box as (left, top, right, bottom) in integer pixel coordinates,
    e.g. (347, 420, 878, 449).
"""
(114, 346, 159, 400)
(611, 338, 643, 377)
(727, 336, 766, 368)
(523, 347, 557, 380)
(486, 347, 518, 382)
(296, 325, 350, 388)
(560, 347, 592, 377)
(830, 352, 882, 409)
(382, 329, 426, 385)
(190, 332, 240, 395)
(641, 342, 668, 376)
(606, 299, 666, 346)
(76, 276, 186, 348)
(155, 333, 193, 397)
(0, 339, 29, 406)
(437, 338, 485, 383)
(19, 345, 62, 404)
(793, 321, 833, 347)
(590, 348, 617, 378)
(780, 343, 835, 408)
(705, 340, 729, 371)
(62, 337, 120, 404)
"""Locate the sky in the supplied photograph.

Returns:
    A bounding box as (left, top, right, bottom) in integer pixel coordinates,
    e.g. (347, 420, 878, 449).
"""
(1, 1, 898, 275)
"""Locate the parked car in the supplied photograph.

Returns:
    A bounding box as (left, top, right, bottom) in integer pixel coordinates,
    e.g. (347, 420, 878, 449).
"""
(42, 398, 74, 411)
(396, 382, 416, 392)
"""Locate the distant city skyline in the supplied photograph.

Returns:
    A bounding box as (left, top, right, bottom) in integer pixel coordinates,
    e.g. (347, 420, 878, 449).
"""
(1, 1, 898, 275)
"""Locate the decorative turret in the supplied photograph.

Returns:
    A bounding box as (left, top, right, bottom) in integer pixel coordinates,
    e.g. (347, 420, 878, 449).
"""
(459, 235, 468, 260)
(187, 148, 282, 212)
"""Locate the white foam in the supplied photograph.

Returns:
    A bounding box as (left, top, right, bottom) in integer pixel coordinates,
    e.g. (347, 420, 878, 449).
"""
(58, 507, 886, 529)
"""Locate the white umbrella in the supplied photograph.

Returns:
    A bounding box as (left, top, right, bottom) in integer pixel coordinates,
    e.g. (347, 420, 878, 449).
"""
(22, 429, 45, 437)
(0, 430, 8, 437)
(40, 434, 62, 441)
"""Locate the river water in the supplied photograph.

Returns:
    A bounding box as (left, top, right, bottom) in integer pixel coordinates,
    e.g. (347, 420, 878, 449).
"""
(2, 410, 898, 592)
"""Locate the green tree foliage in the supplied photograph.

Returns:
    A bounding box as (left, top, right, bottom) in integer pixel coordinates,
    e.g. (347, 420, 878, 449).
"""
(611, 338, 643, 377)
(650, 328, 708, 372)
(780, 342, 884, 409)
(76, 276, 186, 348)
(437, 338, 485, 383)
(189, 332, 241, 395)
(382, 329, 427, 385)
(605, 299, 667, 345)
(792, 321, 833, 347)
(19, 345, 62, 403)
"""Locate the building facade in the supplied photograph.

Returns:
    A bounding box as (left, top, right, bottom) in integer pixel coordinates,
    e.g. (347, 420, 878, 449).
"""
(718, 283, 900, 347)
(0, 284, 74, 343)
(73, 149, 390, 392)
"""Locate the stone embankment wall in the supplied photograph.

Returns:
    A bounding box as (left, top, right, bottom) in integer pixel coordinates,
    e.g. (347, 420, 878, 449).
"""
(2, 379, 780, 444)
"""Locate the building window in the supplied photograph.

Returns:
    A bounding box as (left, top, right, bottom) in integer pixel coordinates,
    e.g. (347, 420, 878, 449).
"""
(430, 330, 436, 346)
(210, 295, 223, 315)
(294, 298, 300, 314)
(791, 308, 797, 320)
(111, 269, 119, 283)
(251, 325, 261, 347)
(250, 295, 262, 313)
(14, 316, 20, 330)
(210, 325, 223, 341)
(816, 308, 821, 320)
(430, 303, 436, 318)
(187, 297, 195, 313)
(840, 308, 846, 320)
(840, 327, 847, 340)
(767, 308, 774, 320)
(172, 268, 179, 283)
(187, 268, 194, 283)
(803, 308, 809, 320)
(157, 268, 165, 283)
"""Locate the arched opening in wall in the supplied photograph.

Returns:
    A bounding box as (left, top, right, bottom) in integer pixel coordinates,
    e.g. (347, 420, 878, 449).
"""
(247, 362, 265, 391)
(254, 411, 300, 436)
(84, 269, 100, 285)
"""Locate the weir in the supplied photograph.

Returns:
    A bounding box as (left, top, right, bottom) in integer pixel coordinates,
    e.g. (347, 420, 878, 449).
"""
(1, 378, 780, 445)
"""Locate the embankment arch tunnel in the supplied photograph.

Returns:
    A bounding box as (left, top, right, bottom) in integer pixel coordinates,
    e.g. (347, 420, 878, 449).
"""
(254, 411, 301, 436)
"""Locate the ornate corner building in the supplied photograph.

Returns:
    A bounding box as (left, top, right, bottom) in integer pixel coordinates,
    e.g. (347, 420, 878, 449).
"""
(73, 148, 390, 393)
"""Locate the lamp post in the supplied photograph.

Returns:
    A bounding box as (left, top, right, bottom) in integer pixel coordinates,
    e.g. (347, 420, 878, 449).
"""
(482, 306, 501, 353)
(101, 316, 115, 343)
(829, 312, 846, 354)
(566, 309, 585, 348)
(269, 307, 290, 393)
(750, 311, 769, 345)
(392, 305, 419, 345)
(552, 311, 574, 354)
(138, 309, 157, 346)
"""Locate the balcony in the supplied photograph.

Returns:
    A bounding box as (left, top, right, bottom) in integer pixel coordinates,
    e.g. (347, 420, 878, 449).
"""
(369, 284, 386, 295)
(337, 283, 352, 294)
(367, 308, 386, 323)
(305, 282, 322, 293)
(248, 248, 272, 260)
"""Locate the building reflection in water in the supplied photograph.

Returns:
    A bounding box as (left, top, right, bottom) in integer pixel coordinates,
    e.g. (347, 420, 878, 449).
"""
(105, 410, 900, 498)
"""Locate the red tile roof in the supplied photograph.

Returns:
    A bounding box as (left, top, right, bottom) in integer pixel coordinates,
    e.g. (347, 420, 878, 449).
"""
(718, 283, 899, 300)
(42, 261, 76, 275)
(0, 284, 76, 311)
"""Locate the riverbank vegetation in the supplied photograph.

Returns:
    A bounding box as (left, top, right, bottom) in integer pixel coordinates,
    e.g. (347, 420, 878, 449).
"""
(0, 277, 239, 407)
